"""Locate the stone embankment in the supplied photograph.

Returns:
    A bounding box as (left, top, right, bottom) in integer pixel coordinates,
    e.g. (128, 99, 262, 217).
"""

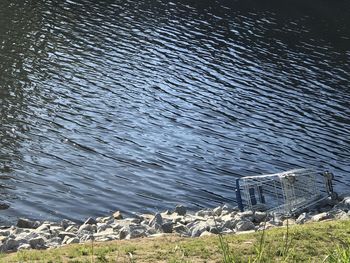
(0, 195, 349, 253)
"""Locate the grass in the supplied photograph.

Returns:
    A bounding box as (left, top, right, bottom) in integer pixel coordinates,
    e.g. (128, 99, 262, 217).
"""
(0, 219, 349, 262)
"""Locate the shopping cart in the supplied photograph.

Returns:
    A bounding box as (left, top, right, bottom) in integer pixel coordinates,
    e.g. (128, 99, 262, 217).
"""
(235, 169, 335, 216)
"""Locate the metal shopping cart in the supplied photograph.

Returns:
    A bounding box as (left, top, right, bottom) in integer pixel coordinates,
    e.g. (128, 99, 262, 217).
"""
(235, 168, 335, 216)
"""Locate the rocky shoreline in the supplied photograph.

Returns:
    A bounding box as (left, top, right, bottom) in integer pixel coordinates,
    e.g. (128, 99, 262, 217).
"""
(0, 195, 349, 253)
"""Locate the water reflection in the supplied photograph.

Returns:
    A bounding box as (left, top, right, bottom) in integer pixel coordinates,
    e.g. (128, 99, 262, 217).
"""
(0, 0, 349, 224)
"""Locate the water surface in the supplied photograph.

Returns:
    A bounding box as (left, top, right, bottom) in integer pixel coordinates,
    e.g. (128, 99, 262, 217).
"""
(0, 0, 349, 223)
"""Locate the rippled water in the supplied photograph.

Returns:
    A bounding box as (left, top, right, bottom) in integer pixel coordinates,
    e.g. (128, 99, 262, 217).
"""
(0, 0, 349, 224)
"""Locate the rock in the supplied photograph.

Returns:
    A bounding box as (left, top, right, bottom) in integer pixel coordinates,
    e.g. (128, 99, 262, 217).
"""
(259, 219, 282, 230)
(29, 237, 46, 249)
(36, 224, 50, 232)
(235, 220, 255, 232)
(78, 224, 96, 233)
(118, 227, 129, 240)
(149, 213, 163, 229)
(200, 231, 212, 237)
(221, 214, 233, 222)
(126, 226, 146, 239)
(0, 230, 11, 236)
(236, 230, 255, 235)
(335, 211, 349, 220)
(220, 204, 236, 216)
(311, 212, 332, 222)
(15, 231, 39, 242)
(124, 217, 141, 224)
(65, 237, 79, 244)
(13, 228, 28, 235)
(173, 224, 189, 235)
(174, 205, 187, 216)
(221, 228, 234, 235)
(195, 210, 214, 218)
(139, 214, 154, 222)
(181, 214, 203, 225)
(161, 222, 173, 233)
(61, 219, 76, 229)
(282, 219, 296, 226)
(99, 216, 114, 224)
(17, 243, 31, 251)
(213, 206, 223, 216)
(253, 211, 267, 223)
(296, 212, 311, 224)
(95, 236, 113, 242)
(49, 226, 64, 235)
(58, 231, 77, 239)
(47, 237, 62, 247)
(97, 223, 109, 233)
(236, 211, 254, 221)
(84, 217, 97, 225)
(190, 221, 208, 237)
(17, 218, 40, 229)
(62, 235, 70, 244)
(65, 225, 78, 233)
(209, 226, 220, 234)
(0, 238, 20, 252)
(223, 219, 237, 230)
(113, 211, 123, 220)
(80, 234, 93, 243)
(341, 197, 350, 210)
(94, 228, 115, 238)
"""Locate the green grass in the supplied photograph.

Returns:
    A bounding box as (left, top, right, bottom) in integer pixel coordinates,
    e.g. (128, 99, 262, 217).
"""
(0, 219, 349, 262)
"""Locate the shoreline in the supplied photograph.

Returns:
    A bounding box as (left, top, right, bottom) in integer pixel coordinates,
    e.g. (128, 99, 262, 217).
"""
(0, 195, 349, 253)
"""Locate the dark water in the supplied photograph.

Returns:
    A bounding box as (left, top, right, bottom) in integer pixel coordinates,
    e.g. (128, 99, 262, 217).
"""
(0, 0, 349, 224)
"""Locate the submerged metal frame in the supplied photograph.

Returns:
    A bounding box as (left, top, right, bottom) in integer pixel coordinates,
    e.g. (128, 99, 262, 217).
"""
(235, 169, 335, 216)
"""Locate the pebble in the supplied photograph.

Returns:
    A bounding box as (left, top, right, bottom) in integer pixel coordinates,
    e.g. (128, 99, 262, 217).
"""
(0, 196, 348, 253)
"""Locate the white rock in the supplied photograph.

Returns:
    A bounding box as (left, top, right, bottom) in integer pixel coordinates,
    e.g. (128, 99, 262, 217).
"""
(200, 231, 213, 237)
(190, 221, 208, 237)
(236, 230, 255, 235)
(195, 210, 214, 218)
(65, 225, 78, 233)
(79, 234, 93, 243)
(213, 206, 223, 216)
(282, 219, 296, 226)
(61, 219, 76, 229)
(36, 224, 50, 232)
(78, 224, 96, 233)
(97, 223, 109, 233)
(47, 237, 62, 247)
(296, 213, 311, 224)
(311, 212, 332, 222)
(58, 231, 77, 239)
(65, 237, 79, 244)
(113, 211, 123, 220)
(17, 243, 31, 251)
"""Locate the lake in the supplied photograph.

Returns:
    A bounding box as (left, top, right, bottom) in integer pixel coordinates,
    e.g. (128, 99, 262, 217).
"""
(0, 0, 349, 224)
